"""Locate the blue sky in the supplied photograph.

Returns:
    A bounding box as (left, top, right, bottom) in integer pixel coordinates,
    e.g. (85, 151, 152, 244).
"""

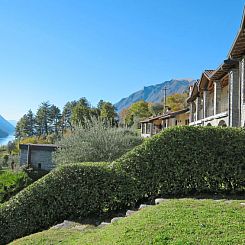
(0, 0, 244, 120)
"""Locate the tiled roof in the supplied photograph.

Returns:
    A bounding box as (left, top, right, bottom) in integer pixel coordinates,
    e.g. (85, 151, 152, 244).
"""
(204, 70, 215, 78)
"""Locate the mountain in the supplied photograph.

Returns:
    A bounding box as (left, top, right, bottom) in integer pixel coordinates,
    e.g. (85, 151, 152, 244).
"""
(115, 79, 196, 112)
(0, 115, 15, 137)
(0, 128, 8, 138)
(8, 120, 17, 127)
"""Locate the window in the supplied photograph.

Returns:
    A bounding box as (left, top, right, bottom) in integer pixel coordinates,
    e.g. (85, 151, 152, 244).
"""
(38, 163, 42, 169)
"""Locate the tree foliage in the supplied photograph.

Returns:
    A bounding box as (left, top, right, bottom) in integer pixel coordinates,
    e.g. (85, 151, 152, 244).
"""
(165, 93, 188, 111)
(120, 100, 151, 127)
(15, 98, 118, 140)
(54, 117, 143, 164)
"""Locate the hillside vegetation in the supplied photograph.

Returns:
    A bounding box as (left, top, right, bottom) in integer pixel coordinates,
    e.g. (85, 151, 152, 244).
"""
(0, 170, 32, 203)
(12, 199, 245, 245)
(0, 127, 244, 244)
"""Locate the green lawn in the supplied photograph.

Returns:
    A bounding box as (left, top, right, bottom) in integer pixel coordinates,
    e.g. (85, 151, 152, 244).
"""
(12, 198, 245, 245)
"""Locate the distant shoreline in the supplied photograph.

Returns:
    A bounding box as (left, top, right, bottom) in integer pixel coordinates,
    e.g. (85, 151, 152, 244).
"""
(0, 134, 15, 146)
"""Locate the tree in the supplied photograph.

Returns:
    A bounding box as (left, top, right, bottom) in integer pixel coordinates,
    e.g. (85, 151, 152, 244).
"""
(26, 110, 36, 136)
(7, 141, 16, 155)
(49, 105, 62, 135)
(61, 101, 77, 132)
(149, 103, 164, 116)
(71, 97, 91, 125)
(165, 93, 188, 111)
(15, 110, 35, 138)
(100, 102, 117, 124)
(120, 108, 130, 126)
(54, 117, 143, 164)
(125, 100, 151, 127)
(35, 102, 52, 136)
(15, 115, 29, 138)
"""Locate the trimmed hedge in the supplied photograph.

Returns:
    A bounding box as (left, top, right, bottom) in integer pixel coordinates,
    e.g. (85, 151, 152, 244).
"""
(0, 163, 136, 244)
(113, 126, 245, 197)
(0, 127, 245, 244)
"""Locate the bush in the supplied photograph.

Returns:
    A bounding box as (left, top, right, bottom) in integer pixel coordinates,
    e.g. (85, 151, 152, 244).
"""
(113, 126, 245, 197)
(54, 117, 143, 164)
(0, 163, 135, 244)
(0, 127, 244, 244)
(0, 170, 32, 203)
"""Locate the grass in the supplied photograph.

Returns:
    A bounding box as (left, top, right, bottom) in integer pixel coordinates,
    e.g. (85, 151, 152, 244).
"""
(11, 198, 245, 245)
(0, 170, 32, 203)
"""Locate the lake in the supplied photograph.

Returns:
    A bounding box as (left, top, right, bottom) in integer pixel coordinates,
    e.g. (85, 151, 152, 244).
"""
(0, 134, 15, 146)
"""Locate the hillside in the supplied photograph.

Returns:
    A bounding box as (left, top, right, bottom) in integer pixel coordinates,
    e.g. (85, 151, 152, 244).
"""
(0, 128, 8, 138)
(115, 78, 196, 112)
(0, 115, 15, 137)
(12, 199, 245, 245)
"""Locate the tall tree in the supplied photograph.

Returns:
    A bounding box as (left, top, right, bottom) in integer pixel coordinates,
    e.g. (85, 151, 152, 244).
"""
(35, 102, 52, 136)
(26, 110, 36, 136)
(100, 102, 117, 124)
(61, 101, 77, 132)
(15, 114, 29, 138)
(71, 97, 91, 125)
(49, 105, 62, 135)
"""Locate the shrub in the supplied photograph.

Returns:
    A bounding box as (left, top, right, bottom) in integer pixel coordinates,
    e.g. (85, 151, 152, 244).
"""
(0, 170, 32, 203)
(0, 126, 244, 244)
(113, 126, 245, 197)
(0, 163, 136, 244)
(54, 117, 143, 164)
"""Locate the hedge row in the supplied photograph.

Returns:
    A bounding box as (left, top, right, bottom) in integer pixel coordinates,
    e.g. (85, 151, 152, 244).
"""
(0, 126, 245, 244)
(0, 163, 135, 244)
(113, 126, 245, 197)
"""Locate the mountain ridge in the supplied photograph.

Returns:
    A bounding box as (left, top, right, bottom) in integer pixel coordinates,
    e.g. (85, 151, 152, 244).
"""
(115, 78, 196, 112)
(0, 115, 15, 138)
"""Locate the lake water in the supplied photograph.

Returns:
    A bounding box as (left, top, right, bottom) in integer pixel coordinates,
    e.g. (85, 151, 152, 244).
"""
(0, 134, 15, 146)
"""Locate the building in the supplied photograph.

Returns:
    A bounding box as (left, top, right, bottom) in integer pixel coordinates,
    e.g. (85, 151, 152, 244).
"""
(19, 144, 58, 171)
(140, 108, 189, 137)
(188, 8, 245, 127)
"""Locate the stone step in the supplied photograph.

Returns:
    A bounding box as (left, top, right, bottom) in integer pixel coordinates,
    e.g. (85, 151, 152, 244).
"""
(98, 222, 110, 228)
(111, 217, 124, 223)
(155, 198, 167, 205)
(126, 210, 136, 216)
(139, 204, 152, 210)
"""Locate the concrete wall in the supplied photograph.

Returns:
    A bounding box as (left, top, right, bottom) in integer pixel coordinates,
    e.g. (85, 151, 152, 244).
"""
(229, 68, 240, 127)
(207, 92, 214, 117)
(202, 113, 229, 126)
(220, 85, 229, 113)
(240, 57, 245, 127)
(20, 149, 28, 166)
(19, 149, 55, 171)
(175, 113, 189, 126)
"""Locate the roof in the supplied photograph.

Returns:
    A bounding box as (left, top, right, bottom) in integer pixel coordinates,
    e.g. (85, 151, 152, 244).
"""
(140, 115, 163, 123)
(203, 70, 215, 78)
(160, 108, 189, 119)
(19, 144, 59, 151)
(210, 62, 237, 81)
(228, 7, 245, 59)
(187, 81, 199, 103)
(141, 108, 189, 123)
